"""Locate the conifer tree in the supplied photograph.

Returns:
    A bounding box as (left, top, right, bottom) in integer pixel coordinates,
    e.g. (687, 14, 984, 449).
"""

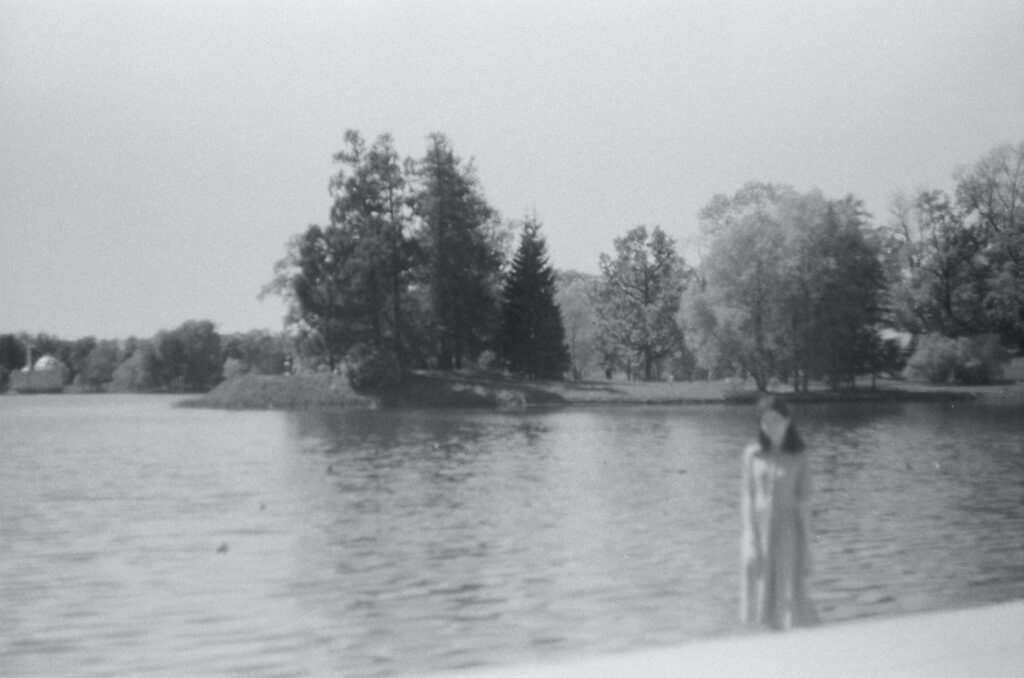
(329, 131, 411, 364)
(498, 218, 570, 379)
(263, 131, 411, 371)
(413, 133, 504, 369)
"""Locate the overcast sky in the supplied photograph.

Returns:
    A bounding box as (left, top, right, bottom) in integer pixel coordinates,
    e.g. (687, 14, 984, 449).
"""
(2, 0, 1022, 339)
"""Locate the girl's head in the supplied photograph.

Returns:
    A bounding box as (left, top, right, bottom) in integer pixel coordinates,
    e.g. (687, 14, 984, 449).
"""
(757, 396, 805, 453)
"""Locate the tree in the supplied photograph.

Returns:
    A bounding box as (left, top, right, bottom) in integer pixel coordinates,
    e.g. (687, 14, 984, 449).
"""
(412, 133, 504, 369)
(594, 225, 689, 381)
(0, 334, 27, 391)
(555, 270, 600, 379)
(799, 198, 885, 388)
(696, 184, 793, 389)
(881, 190, 987, 337)
(679, 287, 735, 380)
(774, 191, 829, 389)
(497, 217, 570, 379)
(774, 193, 885, 389)
(152, 320, 223, 391)
(69, 336, 98, 385)
(110, 339, 160, 391)
(264, 131, 414, 371)
(264, 224, 357, 371)
(0, 334, 27, 372)
(329, 131, 413, 363)
(955, 140, 1024, 347)
(222, 330, 288, 376)
(82, 339, 120, 391)
(692, 183, 884, 391)
(265, 131, 510, 372)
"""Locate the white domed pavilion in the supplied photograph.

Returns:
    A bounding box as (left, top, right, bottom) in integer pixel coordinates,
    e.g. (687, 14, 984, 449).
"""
(9, 353, 67, 393)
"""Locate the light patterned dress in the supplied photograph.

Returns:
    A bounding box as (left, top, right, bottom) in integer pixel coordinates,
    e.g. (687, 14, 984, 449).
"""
(740, 442, 819, 629)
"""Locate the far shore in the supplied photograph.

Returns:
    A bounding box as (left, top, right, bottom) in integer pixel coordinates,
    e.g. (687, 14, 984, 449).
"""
(181, 370, 1024, 411)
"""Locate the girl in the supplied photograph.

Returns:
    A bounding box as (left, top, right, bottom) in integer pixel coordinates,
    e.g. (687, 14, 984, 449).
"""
(740, 396, 819, 629)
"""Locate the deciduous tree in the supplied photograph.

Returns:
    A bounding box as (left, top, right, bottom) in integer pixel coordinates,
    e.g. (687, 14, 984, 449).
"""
(955, 140, 1024, 347)
(263, 224, 358, 371)
(881, 190, 987, 337)
(222, 330, 288, 375)
(82, 339, 120, 390)
(153, 320, 222, 391)
(594, 225, 689, 381)
(692, 184, 884, 390)
(696, 184, 793, 389)
(555, 270, 600, 379)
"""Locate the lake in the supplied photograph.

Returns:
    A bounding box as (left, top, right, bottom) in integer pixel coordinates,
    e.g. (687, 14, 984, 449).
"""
(1, 395, 1022, 676)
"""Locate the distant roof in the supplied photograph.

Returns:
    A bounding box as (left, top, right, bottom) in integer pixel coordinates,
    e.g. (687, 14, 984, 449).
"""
(32, 355, 66, 371)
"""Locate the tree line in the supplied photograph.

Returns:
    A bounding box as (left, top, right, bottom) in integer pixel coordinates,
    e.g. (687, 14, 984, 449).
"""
(563, 140, 1023, 388)
(3, 137, 1020, 393)
(0, 324, 287, 393)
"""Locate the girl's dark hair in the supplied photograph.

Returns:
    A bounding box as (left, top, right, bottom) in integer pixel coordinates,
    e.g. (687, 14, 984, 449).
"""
(757, 396, 806, 453)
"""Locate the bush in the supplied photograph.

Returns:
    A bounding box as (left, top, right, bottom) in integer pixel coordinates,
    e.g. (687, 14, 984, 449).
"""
(879, 338, 909, 378)
(953, 335, 1006, 385)
(904, 333, 1006, 384)
(475, 350, 498, 370)
(344, 344, 402, 391)
(903, 334, 958, 383)
(222, 357, 248, 381)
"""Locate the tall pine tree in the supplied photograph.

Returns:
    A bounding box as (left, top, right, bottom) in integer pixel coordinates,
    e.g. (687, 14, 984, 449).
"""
(498, 218, 570, 379)
(329, 131, 411, 364)
(413, 133, 503, 369)
(263, 131, 411, 371)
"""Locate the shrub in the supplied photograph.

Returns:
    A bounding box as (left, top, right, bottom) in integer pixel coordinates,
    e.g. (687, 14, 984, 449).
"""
(879, 338, 909, 378)
(953, 335, 1006, 385)
(904, 333, 1006, 384)
(903, 334, 957, 383)
(222, 357, 248, 381)
(344, 344, 402, 391)
(475, 350, 498, 370)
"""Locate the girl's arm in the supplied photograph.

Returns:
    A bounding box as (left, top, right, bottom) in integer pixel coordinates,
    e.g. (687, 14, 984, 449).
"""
(740, 445, 762, 623)
(740, 445, 762, 560)
(797, 453, 814, 573)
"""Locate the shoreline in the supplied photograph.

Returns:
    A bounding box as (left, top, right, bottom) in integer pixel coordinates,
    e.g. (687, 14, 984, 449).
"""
(181, 371, 1023, 411)
(425, 600, 1024, 678)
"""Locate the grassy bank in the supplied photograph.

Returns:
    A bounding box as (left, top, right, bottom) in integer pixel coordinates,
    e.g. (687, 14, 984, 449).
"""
(181, 374, 375, 410)
(183, 370, 1021, 411)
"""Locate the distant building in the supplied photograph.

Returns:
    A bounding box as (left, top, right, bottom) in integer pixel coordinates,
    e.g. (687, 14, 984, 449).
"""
(9, 350, 67, 393)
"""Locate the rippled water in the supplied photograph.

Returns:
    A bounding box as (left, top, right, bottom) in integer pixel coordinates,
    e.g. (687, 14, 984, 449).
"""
(1, 395, 1022, 676)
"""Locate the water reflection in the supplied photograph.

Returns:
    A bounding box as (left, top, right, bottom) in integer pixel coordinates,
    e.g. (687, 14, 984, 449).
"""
(1, 397, 1022, 676)
(274, 408, 748, 675)
(800, 401, 1024, 619)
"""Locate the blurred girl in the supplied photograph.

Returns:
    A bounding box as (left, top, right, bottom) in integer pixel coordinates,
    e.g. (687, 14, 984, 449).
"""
(740, 396, 819, 629)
